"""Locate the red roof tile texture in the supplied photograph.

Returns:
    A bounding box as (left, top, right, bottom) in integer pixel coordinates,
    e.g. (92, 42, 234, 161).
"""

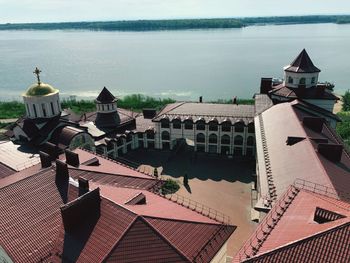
(0, 162, 15, 179)
(1, 155, 234, 262)
(284, 49, 321, 73)
(234, 186, 350, 263)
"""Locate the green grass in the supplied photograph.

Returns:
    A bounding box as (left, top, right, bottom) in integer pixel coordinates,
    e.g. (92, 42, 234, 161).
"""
(0, 101, 25, 119)
(0, 94, 254, 119)
(337, 112, 350, 147)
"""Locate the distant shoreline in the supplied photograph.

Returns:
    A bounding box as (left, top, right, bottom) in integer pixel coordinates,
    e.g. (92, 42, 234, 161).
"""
(1, 15, 350, 31)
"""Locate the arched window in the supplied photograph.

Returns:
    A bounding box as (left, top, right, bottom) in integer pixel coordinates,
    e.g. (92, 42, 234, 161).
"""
(184, 119, 193, 130)
(311, 77, 316, 84)
(247, 136, 255, 146)
(50, 102, 55, 115)
(299, 78, 306, 85)
(288, 76, 293, 84)
(234, 135, 243, 145)
(196, 133, 205, 143)
(196, 120, 206, 130)
(161, 131, 170, 140)
(234, 122, 244, 133)
(209, 134, 218, 144)
(221, 121, 231, 132)
(146, 130, 154, 139)
(221, 135, 230, 145)
(209, 120, 218, 131)
(161, 118, 170, 128)
(248, 122, 255, 133)
(33, 104, 37, 118)
(126, 134, 133, 142)
(172, 119, 181, 129)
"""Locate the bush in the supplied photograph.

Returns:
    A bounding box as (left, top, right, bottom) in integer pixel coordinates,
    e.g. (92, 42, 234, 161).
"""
(337, 112, 350, 147)
(161, 179, 180, 194)
(342, 90, 350, 111)
(0, 101, 25, 119)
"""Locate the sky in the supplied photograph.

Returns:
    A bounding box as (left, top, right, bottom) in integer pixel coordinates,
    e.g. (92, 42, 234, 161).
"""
(1, 0, 350, 23)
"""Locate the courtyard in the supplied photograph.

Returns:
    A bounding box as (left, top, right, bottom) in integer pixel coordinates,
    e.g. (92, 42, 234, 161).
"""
(123, 146, 257, 257)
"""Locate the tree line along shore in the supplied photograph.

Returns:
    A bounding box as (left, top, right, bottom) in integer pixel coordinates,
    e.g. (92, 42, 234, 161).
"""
(1, 15, 350, 31)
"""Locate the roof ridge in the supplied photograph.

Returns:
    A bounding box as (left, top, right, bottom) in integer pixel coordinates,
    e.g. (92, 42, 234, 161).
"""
(140, 216, 192, 262)
(69, 167, 157, 182)
(243, 221, 350, 262)
(142, 214, 224, 226)
(101, 215, 139, 261)
(0, 166, 54, 190)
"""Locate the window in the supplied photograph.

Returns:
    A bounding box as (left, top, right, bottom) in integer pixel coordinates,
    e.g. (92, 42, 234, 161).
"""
(235, 122, 244, 133)
(311, 77, 316, 84)
(234, 135, 243, 145)
(57, 100, 60, 111)
(196, 120, 206, 130)
(196, 133, 205, 143)
(209, 120, 218, 131)
(209, 134, 218, 144)
(107, 104, 110, 111)
(146, 131, 155, 139)
(138, 133, 144, 139)
(221, 135, 230, 145)
(26, 104, 30, 117)
(248, 123, 255, 133)
(161, 118, 170, 128)
(172, 119, 181, 129)
(247, 136, 255, 146)
(299, 78, 306, 85)
(196, 144, 205, 152)
(33, 104, 37, 118)
(42, 103, 47, 117)
(288, 76, 293, 84)
(50, 102, 55, 115)
(184, 119, 193, 130)
(161, 131, 170, 140)
(222, 121, 231, 132)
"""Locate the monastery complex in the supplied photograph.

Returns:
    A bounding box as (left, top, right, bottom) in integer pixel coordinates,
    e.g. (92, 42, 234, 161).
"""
(0, 49, 349, 262)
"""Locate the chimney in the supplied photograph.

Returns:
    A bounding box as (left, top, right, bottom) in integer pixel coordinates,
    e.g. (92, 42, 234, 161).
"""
(55, 159, 69, 183)
(318, 143, 343, 162)
(199, 96, 203, 103)
(65, 149, 80, 167)
(78, 177, 89, 196)
(39, 151, 52, 168)
(41, 142, 59, 160)
(60, 188, 101, 232)
(260, 78, 272, 94)
(303, 117, 325, 133)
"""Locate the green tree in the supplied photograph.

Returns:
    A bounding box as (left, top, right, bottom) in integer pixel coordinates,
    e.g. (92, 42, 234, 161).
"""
(342, 90, 350, 111)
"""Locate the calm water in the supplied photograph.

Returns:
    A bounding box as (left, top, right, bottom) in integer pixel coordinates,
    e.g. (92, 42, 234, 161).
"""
(0, 23, 350, 101)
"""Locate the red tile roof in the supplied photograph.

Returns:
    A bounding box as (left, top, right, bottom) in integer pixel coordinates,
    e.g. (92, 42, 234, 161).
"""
(234, 186, 350, 263)
(284, 49, 321, 73)
(1, 156, 235, 262)
(255, 101, 350, 206)
(0, 162, 15, 179)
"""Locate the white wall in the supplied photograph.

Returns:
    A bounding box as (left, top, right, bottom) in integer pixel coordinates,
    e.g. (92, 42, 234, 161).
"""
(23, 92, 61, 118)
(210, 241, 228, 263)
(283, 71, 319, 89)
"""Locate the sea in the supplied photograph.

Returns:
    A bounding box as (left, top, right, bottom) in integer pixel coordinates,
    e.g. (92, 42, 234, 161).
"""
(0, 23, 349, 101)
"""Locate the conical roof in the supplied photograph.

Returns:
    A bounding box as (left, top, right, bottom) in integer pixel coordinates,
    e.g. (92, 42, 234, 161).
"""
(96, 87, 116, 103)
(284, 49, 321, 73)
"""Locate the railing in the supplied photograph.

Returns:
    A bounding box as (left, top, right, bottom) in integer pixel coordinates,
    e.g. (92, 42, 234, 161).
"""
(294, 178, 350, 203)
(237, 185, 300, 261)
(154, 189, 231, 225)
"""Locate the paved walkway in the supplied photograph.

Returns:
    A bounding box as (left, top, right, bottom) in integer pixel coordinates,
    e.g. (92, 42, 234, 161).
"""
(124, 148, 257, 257)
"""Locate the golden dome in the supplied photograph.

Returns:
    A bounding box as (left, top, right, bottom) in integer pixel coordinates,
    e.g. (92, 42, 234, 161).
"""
(24, 83, 58, 97)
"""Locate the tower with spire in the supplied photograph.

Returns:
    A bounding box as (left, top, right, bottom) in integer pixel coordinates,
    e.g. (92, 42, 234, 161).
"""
(94, 87, 121, 128)
(260, 49, 338, 113)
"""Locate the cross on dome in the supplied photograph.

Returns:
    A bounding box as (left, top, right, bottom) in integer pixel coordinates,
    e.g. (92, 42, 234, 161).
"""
(33, 67, 42, 85)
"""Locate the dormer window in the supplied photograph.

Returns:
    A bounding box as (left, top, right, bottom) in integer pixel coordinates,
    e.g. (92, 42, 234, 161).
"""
(299, 78, 306, 85)
(311, 77, 316, 84)
(288, 76, 293, 84)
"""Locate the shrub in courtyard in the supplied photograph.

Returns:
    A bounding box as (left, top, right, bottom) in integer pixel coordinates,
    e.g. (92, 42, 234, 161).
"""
(161, 179, 180, 194)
